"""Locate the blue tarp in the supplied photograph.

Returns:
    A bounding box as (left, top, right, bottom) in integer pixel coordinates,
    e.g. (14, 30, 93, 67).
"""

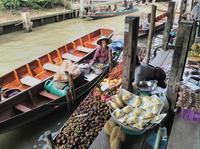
(109, 39, 124, 51)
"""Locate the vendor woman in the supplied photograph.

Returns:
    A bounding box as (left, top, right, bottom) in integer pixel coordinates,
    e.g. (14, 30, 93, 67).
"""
(90, 36, 112, 64)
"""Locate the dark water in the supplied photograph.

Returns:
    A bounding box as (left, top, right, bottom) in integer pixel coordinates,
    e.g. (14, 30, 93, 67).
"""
(0, 107, 68, 149)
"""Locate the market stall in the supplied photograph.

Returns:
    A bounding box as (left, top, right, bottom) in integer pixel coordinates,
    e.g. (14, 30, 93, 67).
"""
(167, 43, 200, 149)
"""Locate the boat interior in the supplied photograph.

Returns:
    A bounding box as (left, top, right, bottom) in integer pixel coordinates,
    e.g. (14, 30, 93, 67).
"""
(0, 28, 113, 124)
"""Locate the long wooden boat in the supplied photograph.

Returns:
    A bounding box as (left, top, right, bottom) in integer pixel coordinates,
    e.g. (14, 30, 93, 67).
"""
(86, 8, 137, 20)
(0, 28, 114, 133)
(138, 13, 167, 37)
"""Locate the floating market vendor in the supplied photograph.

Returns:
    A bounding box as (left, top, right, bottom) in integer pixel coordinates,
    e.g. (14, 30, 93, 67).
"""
(113, 4, 118, 12)
(106, 5, 112, 12)
(142, 13, 151, 33)
(90, 36, 112, 65)
(133, 56, 167, 88)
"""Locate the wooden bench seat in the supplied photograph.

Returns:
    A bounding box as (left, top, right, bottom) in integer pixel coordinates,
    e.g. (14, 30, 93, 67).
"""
(15, 104, 31, 113)
(20, 75, 42, 87)
(62, 53, 81, 62)
(43, 63, 60, 72)
(77, 46, 94, 53)
(39, 91, 60, 100)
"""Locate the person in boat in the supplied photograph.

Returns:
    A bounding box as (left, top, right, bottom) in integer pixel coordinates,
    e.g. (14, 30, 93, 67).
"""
(142, 13, 151, 33)
(128, 2, 133, 9)
(113, 4, 118, 12)
(132, 56, 167, 88)
(90, 36, 112, 65)
(124, 0, 128, 9)
(106, 5, 112, 12)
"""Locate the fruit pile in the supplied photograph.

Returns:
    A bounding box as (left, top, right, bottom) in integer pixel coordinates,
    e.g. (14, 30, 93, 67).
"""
(99, 63, 123, 91)
(92, 63, 123, 102)
(107, 89, 166, 130)
(54, 63, 124, 148)
(104, 120, 126, 149)
(189, 43, 200, 57)
(54, 95, 110, 148)
(92, 86, 118, 102)
(108, 63, 123, 80)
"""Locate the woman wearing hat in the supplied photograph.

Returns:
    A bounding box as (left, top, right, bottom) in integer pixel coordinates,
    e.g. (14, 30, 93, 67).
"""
(90, 36, 112, 65)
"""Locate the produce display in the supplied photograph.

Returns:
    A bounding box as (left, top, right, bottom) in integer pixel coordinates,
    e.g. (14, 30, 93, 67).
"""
(100, 63, 123, 90)
(104, 120, 126, 149)
(176, 84, 200, 112)
(54, 63, 123, 148)
(189, 43, 200, 57)
(92, 63, 123, 102)
(54, 95, 110, 148)
(107, 89, 166, 131)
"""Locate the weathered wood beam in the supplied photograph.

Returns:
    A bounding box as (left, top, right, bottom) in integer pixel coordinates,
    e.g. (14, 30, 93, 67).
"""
(144, 5, 157, 64)
(179, 0, 188, 22)
(189, 20, 197, 48)
(122, 16, 139, 92)
(162, 2, 176, 51)
(167, 21, 194, 111)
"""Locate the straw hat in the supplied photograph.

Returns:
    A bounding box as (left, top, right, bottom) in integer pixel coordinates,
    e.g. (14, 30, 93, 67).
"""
(97, 36, 112, 45)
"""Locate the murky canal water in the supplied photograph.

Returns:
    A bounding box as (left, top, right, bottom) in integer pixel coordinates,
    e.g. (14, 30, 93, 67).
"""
(0, 5, 163, 149)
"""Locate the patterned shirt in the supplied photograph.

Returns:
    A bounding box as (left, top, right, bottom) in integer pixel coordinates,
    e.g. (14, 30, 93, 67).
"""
(91, 46, 109, 64)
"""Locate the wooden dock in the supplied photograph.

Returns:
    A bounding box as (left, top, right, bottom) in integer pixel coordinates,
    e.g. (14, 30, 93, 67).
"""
(0, 10, 79, 35)
(167, 114, 200, 149)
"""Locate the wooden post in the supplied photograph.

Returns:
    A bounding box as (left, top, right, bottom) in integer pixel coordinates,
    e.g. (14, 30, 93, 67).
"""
(21, 11, 32, 32)
(179, 0, 188, 23)
(64, 71, 72, 114)
(108, 48, 113, 72)
(44, 130, 55, 149)
(79, 0, 84, 18)
(166, 21, 193, 111)
(191, 0, 195, 11)
(122, 16, 139, 92)
(189, 20, 197, 48)
(162, 2, 176, 51)
(68, 73, 76, 107)
(144, 5, 157, 64)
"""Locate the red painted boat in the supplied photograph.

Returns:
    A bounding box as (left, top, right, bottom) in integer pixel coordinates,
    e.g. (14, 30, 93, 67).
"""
(0, 28, 113, 133)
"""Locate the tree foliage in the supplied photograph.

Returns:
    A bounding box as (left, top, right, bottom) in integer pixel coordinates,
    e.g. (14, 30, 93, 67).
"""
(0, 0, 59, 10)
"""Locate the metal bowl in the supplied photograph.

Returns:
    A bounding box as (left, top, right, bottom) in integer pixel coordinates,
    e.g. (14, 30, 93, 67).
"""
(138, 80, 157, 92)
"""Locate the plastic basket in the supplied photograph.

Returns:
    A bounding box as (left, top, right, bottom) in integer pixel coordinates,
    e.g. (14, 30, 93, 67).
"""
(181, 108, 200, 123)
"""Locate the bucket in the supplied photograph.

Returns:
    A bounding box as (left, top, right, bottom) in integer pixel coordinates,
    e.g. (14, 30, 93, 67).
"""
(44, 80, 68, 97)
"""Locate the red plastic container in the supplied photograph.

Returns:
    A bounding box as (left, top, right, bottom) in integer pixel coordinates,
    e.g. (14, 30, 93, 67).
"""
(181, 108, 200, 123)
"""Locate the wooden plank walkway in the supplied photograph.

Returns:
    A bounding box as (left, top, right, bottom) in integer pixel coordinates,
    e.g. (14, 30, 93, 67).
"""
(150, 49, 174, 68)
(167, 114, 200, 149)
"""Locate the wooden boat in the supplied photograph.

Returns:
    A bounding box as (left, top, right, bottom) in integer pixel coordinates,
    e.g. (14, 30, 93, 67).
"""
(0, 28, 114, 133)
(138, 13, 167, 38)
(87, 8, 137, 20)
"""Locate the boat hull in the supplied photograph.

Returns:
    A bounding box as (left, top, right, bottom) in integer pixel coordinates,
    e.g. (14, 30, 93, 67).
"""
(87, 8, 137, 20)
(0, 28, 114, 133)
